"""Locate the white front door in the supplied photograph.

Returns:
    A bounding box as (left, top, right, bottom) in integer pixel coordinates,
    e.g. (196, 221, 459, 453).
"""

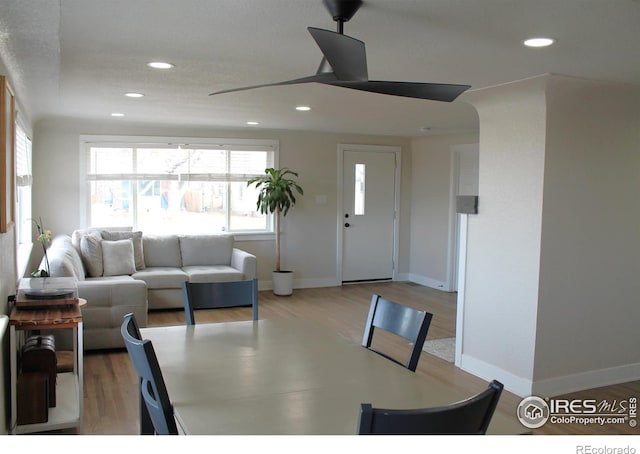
(341, 147, 397, 282)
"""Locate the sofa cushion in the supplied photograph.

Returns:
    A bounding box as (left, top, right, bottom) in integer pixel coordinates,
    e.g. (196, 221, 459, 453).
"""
(102, 239, 137, 276)
(179, 234, 233, 266)
(182, 265, 244, 283)
(143, 235, 182, 268)
(79, 231, 103, 277)
(101, 230, 145, 270)
(132, 267, 188, 289)
(48, 235, 86, 280)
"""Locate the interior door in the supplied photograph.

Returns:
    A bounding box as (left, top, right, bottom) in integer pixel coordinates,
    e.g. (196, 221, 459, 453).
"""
(342, 149, 396, 282)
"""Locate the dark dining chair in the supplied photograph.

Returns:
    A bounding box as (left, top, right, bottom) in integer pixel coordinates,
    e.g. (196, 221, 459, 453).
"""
(181, 279, 259, 325)
(358, 379, 504, 435)
(362, 294, 433, 372)
(121, 312, 154, 435)
(121, 313, 178, 435)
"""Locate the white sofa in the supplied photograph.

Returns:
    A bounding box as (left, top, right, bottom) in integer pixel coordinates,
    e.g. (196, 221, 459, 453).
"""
(131, 233, 257, 310)
(45, 229, 257, 350)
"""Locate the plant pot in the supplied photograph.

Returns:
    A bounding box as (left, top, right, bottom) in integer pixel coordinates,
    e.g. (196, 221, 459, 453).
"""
(272, 270, 294, 296)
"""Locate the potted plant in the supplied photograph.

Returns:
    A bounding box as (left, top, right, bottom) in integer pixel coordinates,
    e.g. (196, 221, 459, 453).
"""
(248, 167, 304, 295)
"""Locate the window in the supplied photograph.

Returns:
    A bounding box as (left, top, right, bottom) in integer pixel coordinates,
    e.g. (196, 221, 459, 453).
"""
(15, 120, 33, 273)
(354, 163, 365, 216)
(82, 136, 277, 234)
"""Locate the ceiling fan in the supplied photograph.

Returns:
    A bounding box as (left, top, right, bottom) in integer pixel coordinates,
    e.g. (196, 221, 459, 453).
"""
(210, 0, 470, 102)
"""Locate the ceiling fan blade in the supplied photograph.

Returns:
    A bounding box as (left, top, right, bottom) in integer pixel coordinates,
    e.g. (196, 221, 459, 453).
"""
(324, 80, 471, 102)
(307, 27, 367, 81)
(210, 73, 337, 96)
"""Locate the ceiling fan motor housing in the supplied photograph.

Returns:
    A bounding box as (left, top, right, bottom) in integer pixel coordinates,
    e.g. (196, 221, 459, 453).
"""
(323, 0, 363, 32)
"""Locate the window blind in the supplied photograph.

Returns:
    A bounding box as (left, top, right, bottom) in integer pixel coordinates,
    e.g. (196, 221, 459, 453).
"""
(15, 122, 32, 186)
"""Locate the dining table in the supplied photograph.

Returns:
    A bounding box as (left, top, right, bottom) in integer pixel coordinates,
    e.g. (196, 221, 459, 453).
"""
(140, 318, 525, 435)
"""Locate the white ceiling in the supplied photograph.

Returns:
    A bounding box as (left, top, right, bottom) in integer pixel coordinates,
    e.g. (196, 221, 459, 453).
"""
(1, 0, 639, 137)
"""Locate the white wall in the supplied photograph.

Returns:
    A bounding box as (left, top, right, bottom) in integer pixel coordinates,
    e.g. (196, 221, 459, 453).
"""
(0, 60, 24, 434)
(533, 77, 640, 395)
(462, 75, 640, 397)
(408, 133, 478, 289)
(0, 231, 15, 322)
(0, 229, 16, 435)
(32, 118, 411, 289)
(462, 77, 548, 396)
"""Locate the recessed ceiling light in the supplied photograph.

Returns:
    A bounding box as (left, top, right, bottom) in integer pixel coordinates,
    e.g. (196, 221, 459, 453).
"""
(295, 106, 311, 111)
(523, 37, 556, 48)
(246, 121, 260, 125)
(147, 61, 174, 69)
(111, 113, 125, 117)
(125, 92, 144, 98)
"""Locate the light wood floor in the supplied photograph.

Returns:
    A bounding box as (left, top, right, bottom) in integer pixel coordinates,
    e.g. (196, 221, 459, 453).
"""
(81, 281, 639, 436)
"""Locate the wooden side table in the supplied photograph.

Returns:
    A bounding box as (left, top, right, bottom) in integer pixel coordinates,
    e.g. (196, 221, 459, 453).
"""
(9, 303, 84, 434)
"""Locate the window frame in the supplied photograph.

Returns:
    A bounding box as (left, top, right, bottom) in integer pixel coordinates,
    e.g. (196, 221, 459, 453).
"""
(0, 76, 15, 233)
(79, 135, 279, 238)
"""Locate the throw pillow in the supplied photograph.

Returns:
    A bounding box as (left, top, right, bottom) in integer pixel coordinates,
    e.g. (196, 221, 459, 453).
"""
(71, 226, 132, 250)
(101, 230, 145, 270)
(80, 231, 103, 277)
(101, 239, 136, 276)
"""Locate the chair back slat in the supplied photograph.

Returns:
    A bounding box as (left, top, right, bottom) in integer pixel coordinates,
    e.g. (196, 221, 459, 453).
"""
(358, 380, 504, 435)
(371, 298, 428, 342)
(362, 294, 433, 372)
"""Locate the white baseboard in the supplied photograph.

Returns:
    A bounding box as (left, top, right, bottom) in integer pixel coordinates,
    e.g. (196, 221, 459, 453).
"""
(258, 277, 339, 292)
(259, 275, 440, 292)
(261, 273, 450, 291)
(461, 353, 640, 398)
(295, 278, 341, 289)
(407, 273, 449, 291)
(532, 362, 640, 397)
(460, 353, 533, 398)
